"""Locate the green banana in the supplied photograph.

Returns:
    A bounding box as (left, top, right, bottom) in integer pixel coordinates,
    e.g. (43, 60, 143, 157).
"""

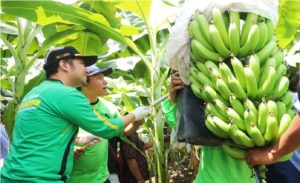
(257, 65, 276, 97)
(197, 71, 215, 89)
(191, 83, 203, 99)
(206, 103, 228, 122)
(244, 66, 258, 99)
(244, 109, 256, 134)
(214, 99, 229, 119)
(189, 74, 209, 101)
(255, 21, 268, 52)
(276, 101, 286, 123)
(195, 62, 210, 77)
(204, 84, 228, 105)
(222, 143, 245, 160)
(273, 64, 287, 85)
(195, 13, 212, 45)
(265, 19, 274, 43)
(229, 11, 240, 35)
(240, 13, 258, 46)
(231, 57, 247, 90)
(191, 39, 221, 62)
(219, 62, 233, 84)
(216, 77, 232, 100)
(256, 39, 277, 64)
(248, 54, 260, 82)
(212, 7, 230, 48)
(188, 20, 214, 51)
(267, 100, 278, 120)
(228, 76, 247, 100)
(189, 71, 202, 86)
(286, 102, 293, 112)
(272, 76, 289, 100)
(209, 67, 221, 86)
(212, 115, 230, 133)
(260, 57, 277, 77)
(257, 100, 268, 134)
(205, 60, 220, 72)
(227, 107, 246, 130)
(229, 22, 240, 55)
(239, 24, 260, 57)
(244, 99, 258, 118)
(281, 91, 294, 107)
(229, 122, 244, 146)
(223, 11, 229, 30)
(249, 122, 265, 146)
(273, 50, 284, 67)
(236, 128, 255, 148)
(230, 57, 247, 90)
(258, 57, 276, 87)
(209, 24, 230, 58)
(189, 65, 199, 78)
(263, 114, 279, 142)
(206, 116, 229, 138)
(229, 94, 245, 118)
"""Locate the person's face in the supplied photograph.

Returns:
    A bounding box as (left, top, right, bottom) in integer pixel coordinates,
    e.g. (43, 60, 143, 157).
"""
(67, 58, 88, 87)
(86, 73, 108, 97)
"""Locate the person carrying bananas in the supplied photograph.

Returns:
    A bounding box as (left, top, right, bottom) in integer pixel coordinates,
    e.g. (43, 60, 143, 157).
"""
(164, 72, 256, 183)
(246, 75, 300, 180)
(0, 46, 151, 183)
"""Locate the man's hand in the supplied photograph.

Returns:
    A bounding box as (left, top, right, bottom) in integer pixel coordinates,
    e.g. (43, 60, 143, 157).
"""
(134, 119, 145, 126)
(76, 133, 102, 146)
(245, 146, 278, 167)
(132, 106, 151, 121)
(169, 73, 184, 103)
(74, 146, 86, 159)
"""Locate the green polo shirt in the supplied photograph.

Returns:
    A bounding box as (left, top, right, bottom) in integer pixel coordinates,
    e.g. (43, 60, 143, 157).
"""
(194, 146, 256, 183)
(70, 98, 120, 183)
(1, 80, 124, 183)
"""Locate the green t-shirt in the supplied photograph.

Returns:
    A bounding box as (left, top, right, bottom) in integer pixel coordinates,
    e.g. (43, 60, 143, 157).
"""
(194, 146, 255, 183)
(162, 99, 255, 183)
(70, 99, 120, 183)
(1, 80, 124, 183)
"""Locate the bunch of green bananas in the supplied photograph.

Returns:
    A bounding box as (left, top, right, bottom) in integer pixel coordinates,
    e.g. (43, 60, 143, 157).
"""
(188, 8, 295, 160)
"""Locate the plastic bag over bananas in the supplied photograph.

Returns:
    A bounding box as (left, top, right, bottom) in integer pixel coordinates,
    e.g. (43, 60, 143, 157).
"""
(166, 0, 278, 84)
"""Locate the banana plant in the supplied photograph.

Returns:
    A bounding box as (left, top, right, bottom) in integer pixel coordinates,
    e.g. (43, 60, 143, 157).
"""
(0, 0, 144, 138)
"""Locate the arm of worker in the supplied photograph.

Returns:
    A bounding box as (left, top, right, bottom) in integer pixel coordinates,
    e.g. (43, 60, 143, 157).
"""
(246, 113, 300, 167)
(123, 120, 145, 136)
(58, 90, 150, 139)
(127, 159, 145, 183)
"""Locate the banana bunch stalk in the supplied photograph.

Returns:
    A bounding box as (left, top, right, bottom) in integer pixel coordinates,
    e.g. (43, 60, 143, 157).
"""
(187, 8, 295, 161)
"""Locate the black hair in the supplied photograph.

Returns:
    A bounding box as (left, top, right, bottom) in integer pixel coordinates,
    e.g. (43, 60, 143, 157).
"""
(43, 59, 74, 78)
(289, 71, 300, 92)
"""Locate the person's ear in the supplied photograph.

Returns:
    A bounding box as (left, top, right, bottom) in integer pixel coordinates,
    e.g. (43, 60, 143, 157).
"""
(58, 60, 69, 72)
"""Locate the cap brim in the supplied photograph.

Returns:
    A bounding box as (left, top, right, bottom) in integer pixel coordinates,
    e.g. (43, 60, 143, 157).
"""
(88, 67, 113, 76)
(75, 56, 98, 66)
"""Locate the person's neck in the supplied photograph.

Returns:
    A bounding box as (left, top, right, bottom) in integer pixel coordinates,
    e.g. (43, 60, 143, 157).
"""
(85, 93, 98, 104)
(49, 75, 74, 87)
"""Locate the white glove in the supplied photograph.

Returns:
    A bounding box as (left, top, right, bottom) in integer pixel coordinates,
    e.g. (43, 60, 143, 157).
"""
(76, 133, 102, 147)
(132, 106, 151, 121)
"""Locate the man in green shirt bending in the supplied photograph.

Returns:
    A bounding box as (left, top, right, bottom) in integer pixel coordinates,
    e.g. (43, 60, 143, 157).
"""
(70, 65, 141, 183)
(1, 46, 150, 183)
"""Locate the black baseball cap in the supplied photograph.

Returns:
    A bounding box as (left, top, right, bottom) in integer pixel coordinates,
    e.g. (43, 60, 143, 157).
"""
(87, 65, 112, 76)
(45, 46, 98, 67)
